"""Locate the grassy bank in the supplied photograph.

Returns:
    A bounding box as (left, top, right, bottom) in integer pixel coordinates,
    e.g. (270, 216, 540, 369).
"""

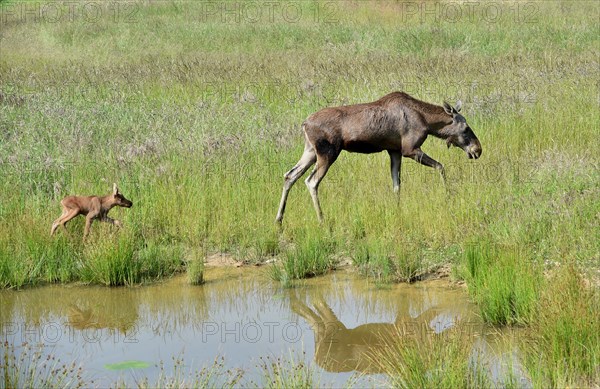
(269, 234, 337, 286)
(525, 265, 600, 387)
(0, 222, 184, 287)
(460, 243, 541, 326)
(0, 1, 598, 289)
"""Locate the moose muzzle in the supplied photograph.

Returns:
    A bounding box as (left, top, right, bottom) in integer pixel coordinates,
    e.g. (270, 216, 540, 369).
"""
(466, 139, 482, 159)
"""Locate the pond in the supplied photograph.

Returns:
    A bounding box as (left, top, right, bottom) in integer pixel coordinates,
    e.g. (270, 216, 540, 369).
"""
(0, 267, 529, 387)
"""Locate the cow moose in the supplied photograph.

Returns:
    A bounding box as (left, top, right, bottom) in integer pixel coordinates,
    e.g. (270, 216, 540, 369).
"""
(275, 92, 482, 223)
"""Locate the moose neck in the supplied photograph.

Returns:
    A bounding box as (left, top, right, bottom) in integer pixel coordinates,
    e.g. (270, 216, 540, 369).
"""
(100, 194, 116, 210)
(426, 111, 454, 140)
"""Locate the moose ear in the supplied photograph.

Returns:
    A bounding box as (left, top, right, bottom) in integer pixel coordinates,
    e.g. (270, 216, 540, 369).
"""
(443, 101, 454, 115)
(454, 100, 462, 113)
(113, 183, 119, 195)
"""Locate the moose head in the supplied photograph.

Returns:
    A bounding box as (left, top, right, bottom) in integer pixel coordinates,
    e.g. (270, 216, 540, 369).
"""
(442, 101, 482, 159)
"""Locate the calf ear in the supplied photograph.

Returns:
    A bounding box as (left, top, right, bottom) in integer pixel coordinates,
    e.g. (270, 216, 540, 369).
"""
(443, 101, 454, 115)
(455, 100, 462, 113)
(113, 183, 119, 195)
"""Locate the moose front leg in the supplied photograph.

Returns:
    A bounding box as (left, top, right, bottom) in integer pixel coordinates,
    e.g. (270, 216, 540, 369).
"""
(388, 151, 402, 192)
(407, 149, 446, 184)
(101, 216, 122, 228)
(84, 215, 95, 240)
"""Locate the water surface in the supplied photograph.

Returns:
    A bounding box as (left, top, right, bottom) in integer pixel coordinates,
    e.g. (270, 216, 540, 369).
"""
(0, 267, 527, 386)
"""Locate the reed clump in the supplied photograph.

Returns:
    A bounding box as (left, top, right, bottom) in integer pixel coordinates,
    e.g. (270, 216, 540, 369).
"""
(462, 243, 541, 325)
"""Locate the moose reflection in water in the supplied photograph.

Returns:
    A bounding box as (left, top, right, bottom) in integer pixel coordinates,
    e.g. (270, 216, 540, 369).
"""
(289, 288, 478, 373)
(67, 304, 139, 335)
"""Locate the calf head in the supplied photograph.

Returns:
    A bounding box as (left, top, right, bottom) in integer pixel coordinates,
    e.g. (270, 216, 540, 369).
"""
(112, 183, 133, 208)
(442, 101, 482, 159)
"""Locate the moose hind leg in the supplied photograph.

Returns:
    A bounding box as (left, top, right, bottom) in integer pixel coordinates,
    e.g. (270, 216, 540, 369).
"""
(305, 151, 337, 223)
(275, 145, 317, 223)
(51, 209, 68, 235)
(51, 209, 79, 235)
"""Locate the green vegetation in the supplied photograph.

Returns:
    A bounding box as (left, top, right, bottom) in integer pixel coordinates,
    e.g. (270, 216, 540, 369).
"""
(269, 234, 336, 285)
(0, 223, 184, 288)
(353, 241, 397, 284)
(1, 341, 86, 389)
(461, 243, 541, 325)
(353, 239, 430, 284)
(104, 361, 151, 371)
(0, 1, 597, 289)
(525, 265, 600, 387)
(370, 325, 490, 389)
(186, 251, 205, 285)
(253, 352, 322, 389)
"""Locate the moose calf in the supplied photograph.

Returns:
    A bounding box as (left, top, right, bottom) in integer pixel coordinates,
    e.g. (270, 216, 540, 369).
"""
(51, 183, 133, 239)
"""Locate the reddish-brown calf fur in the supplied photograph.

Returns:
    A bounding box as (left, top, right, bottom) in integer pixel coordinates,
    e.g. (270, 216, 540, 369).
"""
(51, 183, 133, 239)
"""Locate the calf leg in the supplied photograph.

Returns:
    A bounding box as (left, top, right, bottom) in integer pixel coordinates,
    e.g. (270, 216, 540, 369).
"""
(388, 151, 402, 192)
(275, 140, 317, 223)
(61, 209, 80, 231)
(101, 216, 122, 227)
(51, 208, 69, 236)
(51, 208, 79, 235)
(83, 215, 95, 239)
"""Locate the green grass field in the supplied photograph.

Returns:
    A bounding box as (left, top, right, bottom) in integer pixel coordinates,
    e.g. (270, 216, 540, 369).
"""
(1, 0, 599, 386)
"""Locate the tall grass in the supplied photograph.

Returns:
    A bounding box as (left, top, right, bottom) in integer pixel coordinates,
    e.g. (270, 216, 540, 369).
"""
(186, 249, 205, 286)
(369, 326, 490, 389)
(525, 264, 600, 387)
(80, 232, 140, 286)
(0, 0, 598, 289)
(269, 235, 337, 285)
(79, 230, 183, 286)
(462, 243, 542, 325)
(0, 222, 183, 288)
(1, 342, 86, 389)
(252, 352, 322, 389)
(133, 356, 243, 389)
(353, 241, 396, 284)
(352, 239, 426, 284)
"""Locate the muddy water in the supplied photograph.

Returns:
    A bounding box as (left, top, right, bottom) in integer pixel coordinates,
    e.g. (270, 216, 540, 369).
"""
(0, 267, 528, 387)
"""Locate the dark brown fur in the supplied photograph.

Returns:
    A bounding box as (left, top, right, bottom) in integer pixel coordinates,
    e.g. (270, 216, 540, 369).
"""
(275, 92, 482, 223)
(51, 183, 133, 239)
